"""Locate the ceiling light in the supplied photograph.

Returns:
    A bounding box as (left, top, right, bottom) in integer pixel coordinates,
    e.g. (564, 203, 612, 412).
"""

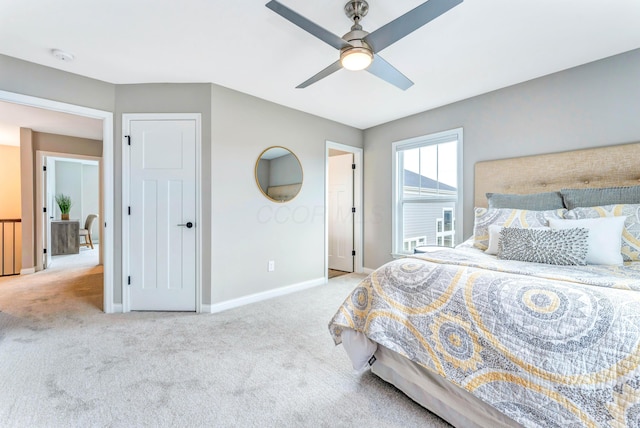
(51, 49, 75, 62)
(340, 47, 373, 71)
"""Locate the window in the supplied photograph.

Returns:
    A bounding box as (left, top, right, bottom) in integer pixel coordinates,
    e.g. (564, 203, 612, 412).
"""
(436, 208, 455, 247)
(392, 128, 463, 254)
(403, 236, 427, 252)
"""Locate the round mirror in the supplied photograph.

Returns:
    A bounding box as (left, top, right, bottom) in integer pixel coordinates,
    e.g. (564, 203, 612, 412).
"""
(255, 146, 303, 202)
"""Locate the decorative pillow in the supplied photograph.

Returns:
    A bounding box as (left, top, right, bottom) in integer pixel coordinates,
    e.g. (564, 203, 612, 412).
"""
(473, 208, 567, 251)
(497, 227, 589, 265)
(485, 225, 551, 255)
(561, 185, 640, 210)
(565, 204, 640, 261)
(486, 191, 564, 210)
(548, 216, 626, 265)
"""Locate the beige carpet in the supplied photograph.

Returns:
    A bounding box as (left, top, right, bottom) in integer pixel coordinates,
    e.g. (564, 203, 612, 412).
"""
(328, 269, 350, 279)
(0, 262, 451, 427)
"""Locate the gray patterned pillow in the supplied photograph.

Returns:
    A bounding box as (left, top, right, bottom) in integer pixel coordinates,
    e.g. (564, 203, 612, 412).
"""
(486, 192, 564, 210)
(497, 227, 589, 265)
(561, 186, 640, 210)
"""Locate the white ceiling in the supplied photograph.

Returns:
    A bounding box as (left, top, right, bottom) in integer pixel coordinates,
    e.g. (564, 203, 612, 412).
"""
(0, 101, 102, 146)
(0, 0, 639, 131)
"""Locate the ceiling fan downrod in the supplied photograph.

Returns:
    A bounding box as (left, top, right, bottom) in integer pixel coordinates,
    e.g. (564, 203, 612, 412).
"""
(344, 0, 369, 29)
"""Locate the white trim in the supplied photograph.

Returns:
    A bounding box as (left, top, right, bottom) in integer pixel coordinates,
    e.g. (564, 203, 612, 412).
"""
(0, 90, 115, 313)
(325, 141, 364, 281)
(20, 267, 36, 275)
(362, 267, 375, 275)
(208, 277, 326, 314)
(112, 303, 123, 313)
(391, 128, 464, 255)
(121, 113, 203, 313)
(35, 151, 102, 272)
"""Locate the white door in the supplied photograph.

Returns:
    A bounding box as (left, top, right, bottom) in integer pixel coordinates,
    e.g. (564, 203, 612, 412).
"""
(328, 153, 354, 272)
(128, 118, 197, 311)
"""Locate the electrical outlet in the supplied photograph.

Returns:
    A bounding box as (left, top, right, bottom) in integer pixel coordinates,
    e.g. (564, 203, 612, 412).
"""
(268, 260, 275, 272)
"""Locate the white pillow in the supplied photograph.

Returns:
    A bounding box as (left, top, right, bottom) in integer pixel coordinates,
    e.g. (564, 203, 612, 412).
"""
(565, 204, 640, 261)
(485, 224, 503, 255)
(548, 216, 626, 265)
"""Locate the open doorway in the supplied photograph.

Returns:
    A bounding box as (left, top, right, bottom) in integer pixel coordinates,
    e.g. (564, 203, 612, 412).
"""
(36, 153, 101, 272)
(325, 141, 363, 280)
(0, 90, 114, 313)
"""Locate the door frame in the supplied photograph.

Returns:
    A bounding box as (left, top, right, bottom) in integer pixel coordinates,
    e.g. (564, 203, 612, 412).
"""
(36, 151, 103, 270)
(121, 113, 203, 313)
(0, 89, 115, 313)
(325, 141, 363, 278)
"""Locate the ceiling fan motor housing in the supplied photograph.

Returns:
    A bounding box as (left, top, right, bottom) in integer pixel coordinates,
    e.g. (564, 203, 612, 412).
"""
(340, 28, 373, 70)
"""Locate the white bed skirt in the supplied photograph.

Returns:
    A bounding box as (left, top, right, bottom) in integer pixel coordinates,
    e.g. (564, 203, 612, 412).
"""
(340, 329, 521, 428)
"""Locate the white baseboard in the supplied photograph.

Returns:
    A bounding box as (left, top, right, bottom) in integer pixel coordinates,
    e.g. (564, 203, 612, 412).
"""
(363, 268, 375, 275)
(200, 304, 212, 313)
(208, 277, 327, 314)
(20, 267, 36, 275)
(111, 303, 123, 313)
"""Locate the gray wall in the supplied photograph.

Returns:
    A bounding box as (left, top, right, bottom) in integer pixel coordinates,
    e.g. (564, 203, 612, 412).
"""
(211, 85, 362, 304)
(0, 54, 364, 310)
(5, 48, 640, 309)
(362, 48, 640, 270)
(269, 153, 302, 187)
(0, 55, 115, 111)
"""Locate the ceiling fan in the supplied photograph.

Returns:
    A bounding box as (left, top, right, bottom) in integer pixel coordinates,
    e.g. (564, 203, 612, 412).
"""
(266, 0, 463, 90)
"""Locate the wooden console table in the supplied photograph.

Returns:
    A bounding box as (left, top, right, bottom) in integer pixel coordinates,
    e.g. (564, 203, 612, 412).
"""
(51, 220, 79, 255)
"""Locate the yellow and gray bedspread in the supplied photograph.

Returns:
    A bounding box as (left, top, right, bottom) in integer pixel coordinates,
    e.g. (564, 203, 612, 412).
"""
(329, 248, 640, 428)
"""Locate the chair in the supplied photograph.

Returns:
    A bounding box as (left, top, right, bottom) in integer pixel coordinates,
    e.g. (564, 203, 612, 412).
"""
(79, 214, 98, 249)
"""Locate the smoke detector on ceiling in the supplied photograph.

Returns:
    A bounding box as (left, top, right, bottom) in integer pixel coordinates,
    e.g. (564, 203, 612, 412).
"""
(51, 49, 74, 62)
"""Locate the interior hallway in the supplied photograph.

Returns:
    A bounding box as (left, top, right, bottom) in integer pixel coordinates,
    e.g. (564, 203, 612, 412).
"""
(0, 246, 102, 318)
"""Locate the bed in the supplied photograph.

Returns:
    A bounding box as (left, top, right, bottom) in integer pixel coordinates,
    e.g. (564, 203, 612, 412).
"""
(329, 143, 640, 428)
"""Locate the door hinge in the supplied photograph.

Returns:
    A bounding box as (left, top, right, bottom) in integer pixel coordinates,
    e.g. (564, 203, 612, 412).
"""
(128, 276, 131, 285)
(125, 135, 131, 146)
(43, 248, 47, 254)
(43, 165, 47, 171)
(351, 207, 356, 213)
(43, 207, 47, 213)
(128, 206, 131, 215)
(352, 163, 356, 170)
(352, 250, 356, 256)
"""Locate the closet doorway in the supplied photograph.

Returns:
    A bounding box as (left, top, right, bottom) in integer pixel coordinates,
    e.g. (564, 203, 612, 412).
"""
(325, 141, 363, 280)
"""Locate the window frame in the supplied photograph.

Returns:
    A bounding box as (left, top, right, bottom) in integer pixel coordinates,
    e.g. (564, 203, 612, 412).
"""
(391, 128, 464, 255)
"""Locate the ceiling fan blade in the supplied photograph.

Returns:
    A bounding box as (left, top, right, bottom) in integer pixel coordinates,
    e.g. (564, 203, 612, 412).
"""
(366, 55, 413, 90)
(296, 60, 343, 89)
(266, 1, 349, 50)
(364, 0, 463, 53)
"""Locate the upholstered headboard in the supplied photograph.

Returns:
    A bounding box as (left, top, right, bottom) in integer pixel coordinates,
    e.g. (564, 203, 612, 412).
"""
(267, 183, 302, 202)
(474, 142, 640, 208)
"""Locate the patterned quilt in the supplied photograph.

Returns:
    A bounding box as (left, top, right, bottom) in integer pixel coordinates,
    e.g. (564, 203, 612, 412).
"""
(329, 248, 640, 428)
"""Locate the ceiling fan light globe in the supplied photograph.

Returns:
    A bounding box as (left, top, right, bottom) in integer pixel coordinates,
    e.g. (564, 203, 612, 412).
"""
(340, 47, 373, 71)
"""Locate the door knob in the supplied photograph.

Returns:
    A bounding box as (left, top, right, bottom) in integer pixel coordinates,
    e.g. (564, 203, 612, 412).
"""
(177, 222, 194, 229)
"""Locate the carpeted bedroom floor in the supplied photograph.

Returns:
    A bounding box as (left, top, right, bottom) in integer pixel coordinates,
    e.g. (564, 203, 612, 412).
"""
(0, 260, 451, 427)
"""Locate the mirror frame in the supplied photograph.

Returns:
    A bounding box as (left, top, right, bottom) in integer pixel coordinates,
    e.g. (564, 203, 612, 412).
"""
(254, 146, 303, 203)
